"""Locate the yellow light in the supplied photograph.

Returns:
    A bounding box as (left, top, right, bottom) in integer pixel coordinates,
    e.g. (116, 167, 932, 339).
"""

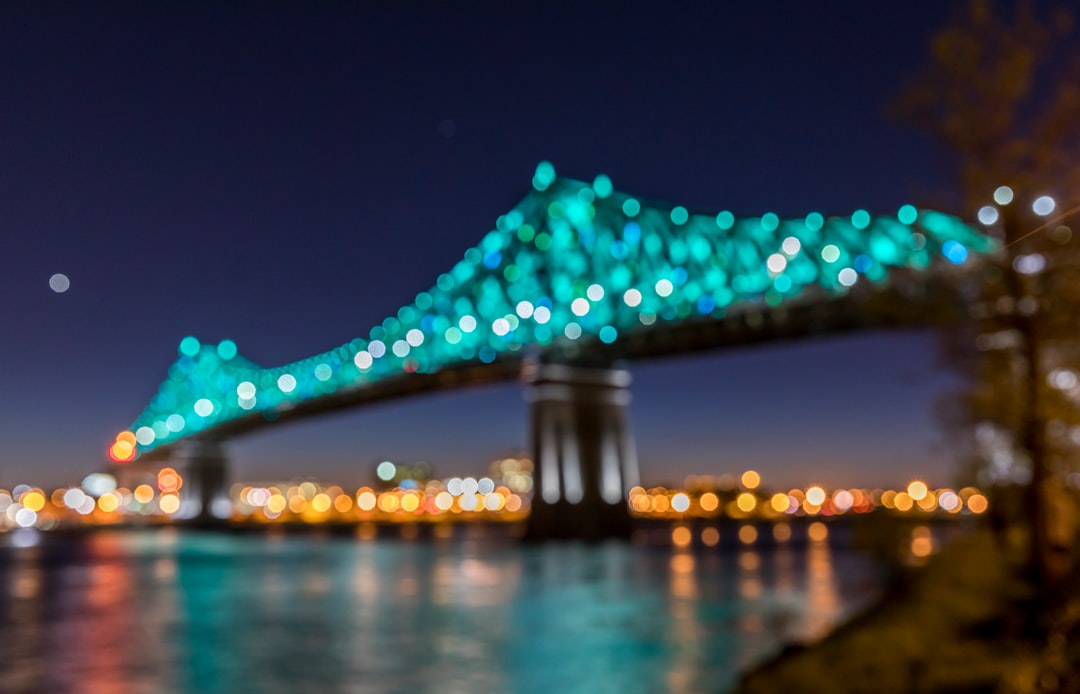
(805, 486, 826, 506)
(738, 525, 758, 544)
(894, 492, 913, 512)
(916, 490, 937, 511)
(400, 493, 420, 513)
(267, 494, 287, 513)
(736, 492, 757, 513)
(357, 490, 377, 511)
(907, 480, 928, 501)
(377, 493, 399, 513)
(740, 470, 760, 490)
(699, 492, 719, 512)
(967, 494, 988, 514)
(97, 493, 119, 513)
(159, 493, 180, 514)
(134, 484, 155, 504)
(299, 482, 317, 499)
(769, 492, 789, 513)
(808, 521, 828, 542)
(701, 527, 720, 547)
(434, 492, 453, 511)
(311, 493, 331, 513)
(671, 526, 692, 547)
(20, 491, 46, 512)
(881, 490, 897, 508)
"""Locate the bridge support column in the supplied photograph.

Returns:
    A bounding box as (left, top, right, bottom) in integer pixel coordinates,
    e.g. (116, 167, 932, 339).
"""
(524, 364, 639, 541)
(177, 440, 232, 524)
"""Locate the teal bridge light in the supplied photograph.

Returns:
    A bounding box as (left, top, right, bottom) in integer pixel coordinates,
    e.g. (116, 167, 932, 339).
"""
(108, 163, 995, 461)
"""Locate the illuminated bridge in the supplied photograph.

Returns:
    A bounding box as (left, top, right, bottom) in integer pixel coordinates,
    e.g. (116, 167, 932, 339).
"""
(108, 162, 995, 538)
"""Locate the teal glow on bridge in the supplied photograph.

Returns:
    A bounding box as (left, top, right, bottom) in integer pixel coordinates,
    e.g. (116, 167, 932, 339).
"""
(108, 163, 994, 462)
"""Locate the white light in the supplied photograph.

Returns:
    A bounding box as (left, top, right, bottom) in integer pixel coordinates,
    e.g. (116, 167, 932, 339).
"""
(533, 306, 551, 324)
(477, 477, 495, 494)
(405, 329, 424, 347)
(194, 398, 214, 416)
(237, 381, 256, 399)
(14, 507, 37, 528)
(671, 493, 690, 512)
(135, 426, 155, 445)
(586, 283, 605, 301)
(368, 340, 387, 358)
(461, 477, 479, 496)
(459, 315, 477, 333)
(391, 340, 409, 357)
(766, 253, 787, 274)
(49, 273, 70, 293)
(993, 186, 1014, 205)
(571, 298, 590, 316)
(447, 478, 463, 496)
(1033, 195, 1056, 216)
(516, 301, 534, 319)
(484, 493, 502, 511)
(376, 461, 396, 481)
(838, 268, 858, 287)
(165, 414, 185, 432)
(354, 351, 373, 369)
(63, 488, 87, 509)
(459, 493, 479, 511)
(238, 396, 256, 410)
(655, 279, 673, 297)
(1049, 369, 1078, 391)
(977, 205, 999, 225)
(492, 318, 510, 336)
(277, 374, 296, 393)
(1013, 254, 1045, 275)
(623, 288, 642, 307)
(564, 322, 582, 339)
(781, 236, 801, 255)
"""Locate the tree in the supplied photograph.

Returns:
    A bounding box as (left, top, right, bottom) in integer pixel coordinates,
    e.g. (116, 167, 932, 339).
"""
(895, 0, 1080, 586)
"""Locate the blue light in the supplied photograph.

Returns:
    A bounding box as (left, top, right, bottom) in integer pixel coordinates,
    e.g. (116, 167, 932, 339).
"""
(696, 295, 715, 314)
(942, 241, 968, 264)
(623, 222, 641, 244)
(483, 251, 502, 269)
(599, 326, 617, 343)
(854, 255, 872, 273)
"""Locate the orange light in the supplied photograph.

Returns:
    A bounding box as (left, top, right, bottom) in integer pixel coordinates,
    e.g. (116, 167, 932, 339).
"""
(109, 440, 136, 462)
(116, 431, 136, 446)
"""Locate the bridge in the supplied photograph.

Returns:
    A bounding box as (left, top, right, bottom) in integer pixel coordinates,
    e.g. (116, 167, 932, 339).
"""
(107, 162, 995, 538)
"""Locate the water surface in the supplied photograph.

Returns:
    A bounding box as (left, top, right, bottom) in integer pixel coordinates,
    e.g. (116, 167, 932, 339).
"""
(0, 526, 879, 693)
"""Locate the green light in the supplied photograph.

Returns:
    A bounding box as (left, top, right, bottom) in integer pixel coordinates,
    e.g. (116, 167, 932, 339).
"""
(821, 244, 841, 263)
(179, 336, 200, 357)
(622, 198, 640, 217)
(535, 233, 552, 251)
(533, 161, 556, 190)
(898, 204, 918, 225)
(593, 174, 613, 198)
(851, 209, 871, 230)
(216, 340, 237, 360)
(671, 206, 689, 225)
(517, 224, 535, 242)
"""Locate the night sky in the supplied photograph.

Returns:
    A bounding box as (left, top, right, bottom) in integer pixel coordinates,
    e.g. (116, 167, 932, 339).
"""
(1, 1, 971, 490)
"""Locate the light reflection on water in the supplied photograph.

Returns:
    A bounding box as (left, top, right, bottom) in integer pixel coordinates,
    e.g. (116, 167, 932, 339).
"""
(0, 527, 877, 694)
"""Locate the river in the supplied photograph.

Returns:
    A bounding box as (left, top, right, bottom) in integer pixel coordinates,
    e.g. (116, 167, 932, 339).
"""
(0, 524, 881, 693)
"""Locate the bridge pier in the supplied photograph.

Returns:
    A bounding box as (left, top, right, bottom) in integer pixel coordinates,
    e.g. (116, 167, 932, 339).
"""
(176, 440, 232, 524)
(524, 363, 639, 541)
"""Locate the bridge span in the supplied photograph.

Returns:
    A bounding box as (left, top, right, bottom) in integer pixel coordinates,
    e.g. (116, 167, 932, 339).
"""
(107, 163, 994, 538)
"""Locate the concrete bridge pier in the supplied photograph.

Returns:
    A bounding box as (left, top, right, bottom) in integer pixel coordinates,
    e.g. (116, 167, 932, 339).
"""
(177, 439, 232, 524)
(524, 363, 639, 541)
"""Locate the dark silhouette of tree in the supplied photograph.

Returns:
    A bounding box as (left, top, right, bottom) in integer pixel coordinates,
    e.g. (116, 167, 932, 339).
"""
(895, 0, 1080, 586)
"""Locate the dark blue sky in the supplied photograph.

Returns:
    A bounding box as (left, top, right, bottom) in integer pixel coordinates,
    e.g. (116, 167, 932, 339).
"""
(0, 1, 970, 490)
